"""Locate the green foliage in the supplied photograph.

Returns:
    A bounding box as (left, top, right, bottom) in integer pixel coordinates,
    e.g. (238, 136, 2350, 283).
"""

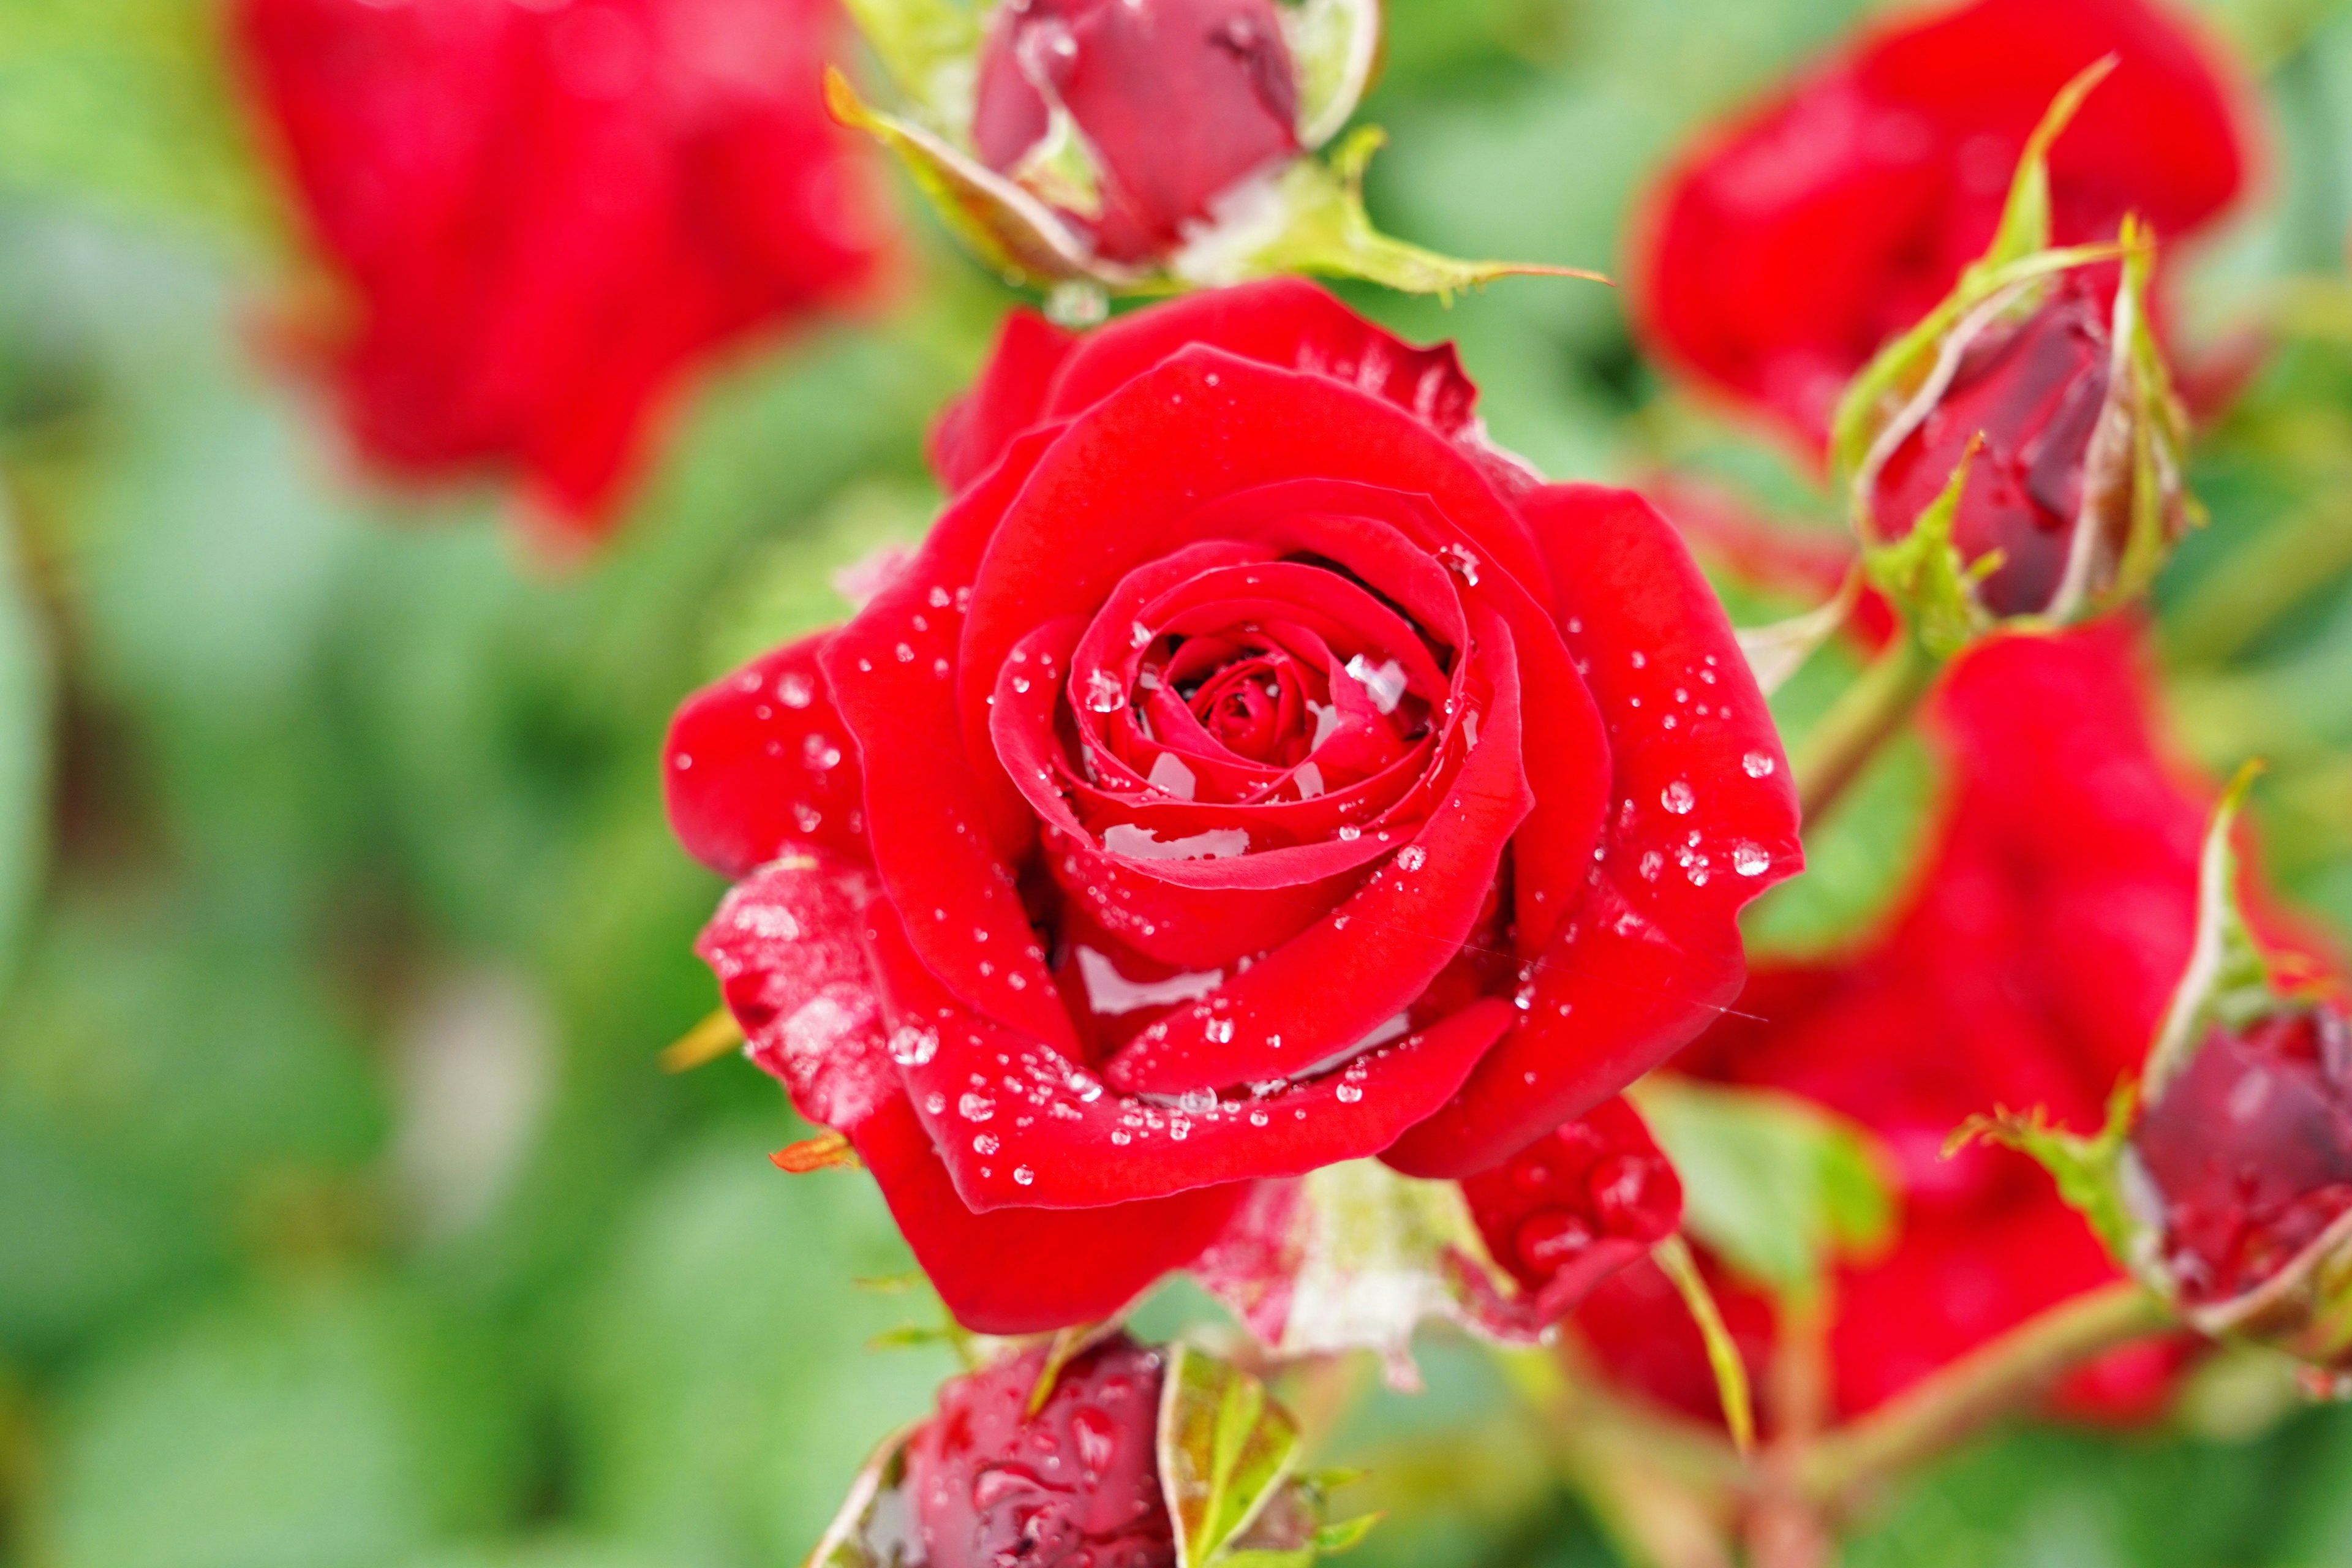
(1633, 1078, 1895, 1302)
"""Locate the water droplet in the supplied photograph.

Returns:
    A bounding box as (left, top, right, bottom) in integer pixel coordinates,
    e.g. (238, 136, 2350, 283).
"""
(1640, 851, 1663, 882)
(1204, 1017, 1234, 1045)
(777, 672, 815, 709)
(1629, 651, 1647, 669)
(894, 643, 915, 663)
(1743, 751, 1777, 778)
(1343, 654, 1408, 714)
(1686, 865, 1712, 887)
(1437, 542, 1481, 584)
(1733, 842, 1771, 876)
(924, 1091, 946, 1115)
(1131, 620, 1152, 648)
(959, 1092, 996, 1122)
(889, 1025, 940, 1066)
(1013, 1165, 1035, 1186)
(1110, 1128, 1132, 1145)
(1169, 1116, 1192, 1140)
(1086, 669, 1124, 713)
(1335, 1083, 1363, 1103)
(1248, 1109, 1269, 1128)
(1336, 824, 1362, 842)
(1177, 1087, 1217, 1115)
(1011, 675, 1031, 693)
(973, 1133, 1000, 1155)
(1396, 845, 1427, 873)
(1661, 780, 1695, 815)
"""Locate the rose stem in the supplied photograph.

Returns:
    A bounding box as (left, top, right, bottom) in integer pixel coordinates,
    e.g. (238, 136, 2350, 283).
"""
(1793, 1281, 2174, 1512)
(1790, 630, 1942, 826)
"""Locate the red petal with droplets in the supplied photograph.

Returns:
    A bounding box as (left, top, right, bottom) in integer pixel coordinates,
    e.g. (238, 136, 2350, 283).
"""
(665, 633, 869, 876)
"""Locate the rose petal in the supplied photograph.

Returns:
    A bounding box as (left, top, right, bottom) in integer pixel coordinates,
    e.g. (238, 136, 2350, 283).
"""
(1385, 486, 1801, 1175)
(928, 309, 1079, 494)
(665, 631, 870, 876)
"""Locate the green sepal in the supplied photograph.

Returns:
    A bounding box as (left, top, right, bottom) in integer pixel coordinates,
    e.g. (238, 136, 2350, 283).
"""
(1158, 1346, 1303, 1568)
(1859, 440, 1997, 660)
(2144, 763, 2278, 1097)
(802, 1426, 918, 1568)
(823, 67, 1114, 288)
(1185, 127, 1608, 300)
(840, 0, 992, 126)
(1950, 1080, 2146, 1272)
(1279, 0, 1383, 149)
(1630, 1077, 1896, 1306)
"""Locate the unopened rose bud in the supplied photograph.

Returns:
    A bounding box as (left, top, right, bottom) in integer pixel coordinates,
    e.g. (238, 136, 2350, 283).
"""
(1834, 66, 2196, 634)
(908, 1335, 1176, 1568)
(2130, 1004, 2352, 1365)
(974, 0, 1301, 265)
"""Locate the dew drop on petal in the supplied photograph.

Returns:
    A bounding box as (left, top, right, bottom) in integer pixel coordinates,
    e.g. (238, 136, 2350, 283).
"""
(1086, 669, 1124, 713)
(777, 673, 815, 709)
(1014, 1165, 1035, 1186)
(1743, 751, 1777, 778)
(1396, 845, 1427, 873)
(1734, 842, 1772, 876)
(1335, 1083, 1363, 1103)
(1661, 780, 1695, 815)
(1336, 824, 1362, 842)
(973, 1133, 1000, 1155)
(889, 1024, 940, 1066)
(959, 1092, 996, 1122)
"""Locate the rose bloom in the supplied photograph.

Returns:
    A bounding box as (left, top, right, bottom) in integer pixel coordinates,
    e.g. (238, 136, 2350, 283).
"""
(238, 0, 886, 539)
(1637, 0, 2249, 447)
(1577, 625, 2216, 1424)
(669, 280, 1801, 1332)
(974, 0, 1305, 266)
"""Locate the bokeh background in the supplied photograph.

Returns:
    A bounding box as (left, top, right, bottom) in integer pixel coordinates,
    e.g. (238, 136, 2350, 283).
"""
(6, 1, 2352, 1564)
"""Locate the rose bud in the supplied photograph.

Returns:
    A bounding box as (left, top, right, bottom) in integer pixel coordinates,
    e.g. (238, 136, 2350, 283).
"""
(907, 1335, 1175, 1568)
(1578, 626, 2210, 1426)
(236, 0, 887, 541)
(2132, 1004, 2352, 1366)
(830, 0, 1588, 301)
(666, 279, 1801, 1336)
(1455, 1096, 1683, 1338)
(1831, 67, 2197, 631)
(809, 1336, 1368, 1568)
(1638, 0, 2248, 449)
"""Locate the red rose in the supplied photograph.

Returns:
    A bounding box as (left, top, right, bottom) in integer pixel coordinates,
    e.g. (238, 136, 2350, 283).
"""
(236, 0, 886, 538)
(1578, 625, 2211, 1423)
(906, 1334, 1175, 1568)
(668, 279, 1801, 1332)
(1637, 0, 2248, 447)
(974, 0, 1300, 265)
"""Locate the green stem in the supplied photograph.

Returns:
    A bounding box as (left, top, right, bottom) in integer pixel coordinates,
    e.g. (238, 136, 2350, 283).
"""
(1791, 631, 1943, 826)
(1796, 1281, 2174, 1510)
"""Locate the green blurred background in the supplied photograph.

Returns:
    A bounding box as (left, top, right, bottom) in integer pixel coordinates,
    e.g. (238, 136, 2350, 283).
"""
(6, 1, 2352, 1564)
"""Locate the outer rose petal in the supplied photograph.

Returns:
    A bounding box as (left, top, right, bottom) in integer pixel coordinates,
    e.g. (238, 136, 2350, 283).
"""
(695, 853, 894, 1130)
(665, 633, 869, 875)
(927, 311, 1079, 495)
(1385, 486, 1801, 1176)
(850, 1092, 1248, 1333)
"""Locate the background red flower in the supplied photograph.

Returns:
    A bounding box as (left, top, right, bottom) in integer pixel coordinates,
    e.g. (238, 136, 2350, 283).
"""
(1635, 0, 2249, 447)
(238, 0, 889, 538)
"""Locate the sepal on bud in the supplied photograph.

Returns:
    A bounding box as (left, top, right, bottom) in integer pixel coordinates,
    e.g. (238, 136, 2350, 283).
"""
(1962, 767, 2352, 1374)
(1830, 61, 2196, 630)
(832, 0, 1593, 303)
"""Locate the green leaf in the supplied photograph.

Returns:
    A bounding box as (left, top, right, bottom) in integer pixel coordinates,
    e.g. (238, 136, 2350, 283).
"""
(2144, 761, 2277, 1097)
(1158, 1345, 1303, 1568)
(0, 486, 47, 981)
(1188, 127, 1606, 299)
(1980, 56, 2115, 272)
(1631, 1077, 1895, 1302)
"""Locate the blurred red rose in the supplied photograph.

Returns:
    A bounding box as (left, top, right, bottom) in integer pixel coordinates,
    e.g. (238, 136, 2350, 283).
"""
(237, 0, 888, 540)
(974, 0, 1302, 266)
(668, 279, 1800, 1332)
(1637, 0, 2249, 447)
(1577, 624, 2216, 1425)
